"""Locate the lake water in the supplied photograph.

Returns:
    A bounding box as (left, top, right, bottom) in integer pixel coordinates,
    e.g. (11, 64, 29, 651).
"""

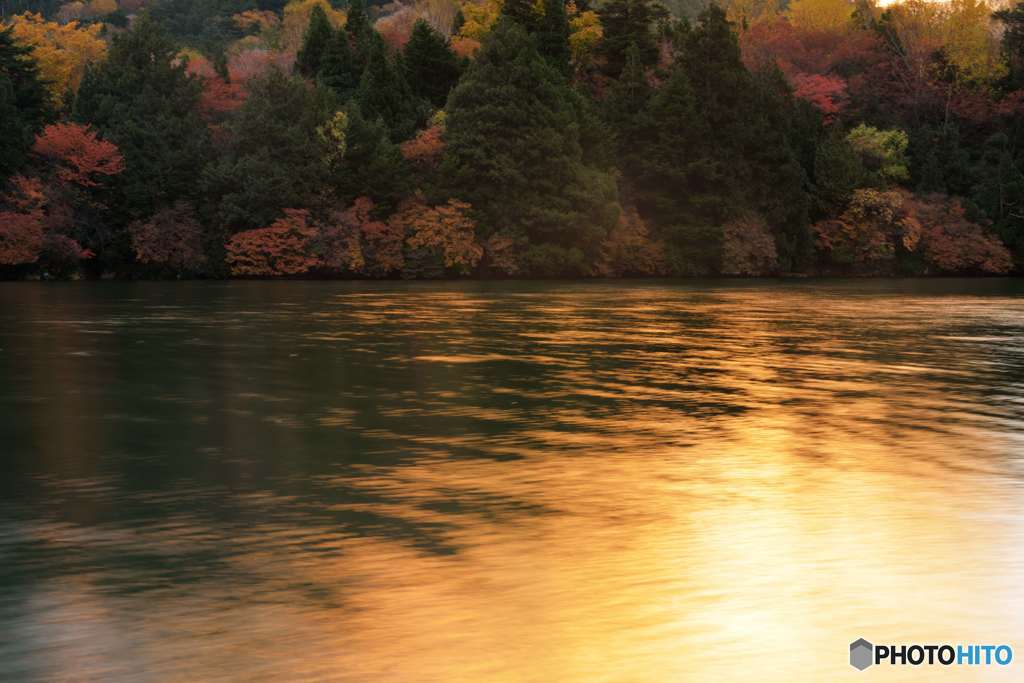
(1, 279, 1022, 682)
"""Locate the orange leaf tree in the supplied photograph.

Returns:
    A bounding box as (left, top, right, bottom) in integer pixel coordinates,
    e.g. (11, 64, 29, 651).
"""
(721, 213, 779, 276)
(391, 197, 483, 274)
(0, 212, 44, 265)
(32, 123, 125, 188)
(593, 205, 668, 277)
(225, 209, 320, 276)
(130, 202, 208, 275)
(903, 193, 1013, 273)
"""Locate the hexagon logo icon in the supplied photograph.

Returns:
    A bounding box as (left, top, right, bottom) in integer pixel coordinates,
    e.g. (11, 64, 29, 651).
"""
(850, 638, 874, 670)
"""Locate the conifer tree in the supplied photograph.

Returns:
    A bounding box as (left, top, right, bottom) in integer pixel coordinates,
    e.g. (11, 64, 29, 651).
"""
(0, 25, 50, 184)
(320, 27, 360, 98)
(597, 0, 666, 78)
(345, 0, 372, 45)
(357, 34, 423, 140)
(334, 102, 409, 210)
(201, 69, 336, 234)
(403, 20, 461, 108)
(296, 4, 334, 78)
(344, 0, 374, 75)
(441, 19, 618, 275)
(538, 0, 572, 77)
(502, 0, 539, 31)
(73, 17, 209, 223)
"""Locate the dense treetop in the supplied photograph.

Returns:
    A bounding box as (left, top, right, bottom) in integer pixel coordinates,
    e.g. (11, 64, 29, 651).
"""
(2, 0, 1024, 278)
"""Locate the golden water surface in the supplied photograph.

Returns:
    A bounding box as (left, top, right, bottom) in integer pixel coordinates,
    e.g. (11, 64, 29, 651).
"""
(0, 280, 1022, 682)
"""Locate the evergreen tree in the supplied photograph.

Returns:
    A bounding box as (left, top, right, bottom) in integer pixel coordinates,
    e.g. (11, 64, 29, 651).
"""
(502, 0, 539, 31)
(812, 127, 864, 218)
(627, 64, 718, 274)
(0, 25, 50, 185)
(625, 6, 812, 273)
(995, 2, 1024, 90)
(357, 34, 423, 140)
(344, 0, 374, 76)
(296, 4, 334, 78)
(320, 27, 360, 98)
(345, 0, 372, 45)
(597, 0, 667, 78)
(604, 41, 652, 151)
(334, 102, 409, 210)
(441, 19, 619, 275)
(201, 69, 337, 234)
(972, 132, 1024, 263)
(74, 17, 209, 221)
(538, 0, 572, 77)
(403, 20, 461, 108)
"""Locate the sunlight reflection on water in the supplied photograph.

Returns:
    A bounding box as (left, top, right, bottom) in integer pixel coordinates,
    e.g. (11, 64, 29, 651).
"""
(1, 279, 1023, 681)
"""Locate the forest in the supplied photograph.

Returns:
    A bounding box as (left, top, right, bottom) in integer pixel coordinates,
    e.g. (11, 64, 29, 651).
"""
(1, 0, 1023, 278)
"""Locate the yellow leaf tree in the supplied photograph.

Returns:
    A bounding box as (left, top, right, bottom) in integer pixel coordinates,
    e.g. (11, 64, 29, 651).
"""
(281, 0, 346, 52)
(87, 0, 118, 16)
(8, 12, 107, 107)
(568, 2, 602, 70)
(941, 0, 1005, 84)
(786, 0, 854, 32)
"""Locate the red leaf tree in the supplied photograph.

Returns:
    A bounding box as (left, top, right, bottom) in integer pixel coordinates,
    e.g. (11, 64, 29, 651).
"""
(390, 197, 483, 273)
(903, 194, 1013, 274)
(0, 212, 45, 265)
(593, 205, 668, 277)
(31, 123, 125, 188)
(721, 213, 779, 276)
(400, 125, 445, 167)
(225, 209, 320, 276)
(130, 203, 208, 274)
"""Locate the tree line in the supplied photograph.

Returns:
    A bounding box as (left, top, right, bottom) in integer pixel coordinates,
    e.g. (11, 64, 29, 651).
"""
(1, 0, 1023, 279)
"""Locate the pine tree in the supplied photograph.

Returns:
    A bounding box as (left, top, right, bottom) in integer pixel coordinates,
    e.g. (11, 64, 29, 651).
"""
(345, 0, 372, 44)
(812, 126, 865, 218)
(0, 25, 50, 185)
(995, 2, 1024, 90)
(502, 0, 539, 31)
(538, 0, 572, 77)
(320, 27, 360, 98)
(357, 34, 423, 140)
(296, 4, 334, 78)
(201, 69, 337, 234)
(604, 41, 651, 145)
(334, 102, 409, 211)
(971, 132, 1024, 261)
(623, 7, 812, 273)
(403, 20, 461, 108)
(345, 0, 374, 75)
(74, 16, 209, 220)
(441, 19, 618, 275)
(597, 0, 666, 78)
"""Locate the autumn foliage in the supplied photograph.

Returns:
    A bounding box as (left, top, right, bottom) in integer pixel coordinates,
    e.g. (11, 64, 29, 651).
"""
(400, 125, 445, 166)
(903, 194, 1013, 274)
(594, 205, 668, 276)
(32, 123, 125, 188)
(8, 12, 107, 106)
(226, 209, 320, 276)
(813, 189, 1012, 274)
(314, 196, 401, 276)
(721, 214, 779, 276)
(3, 0, 1024, 280)
(130, 203, 208, 274)
(392, 197, 483, 272)
(0, 212, 44, 265)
